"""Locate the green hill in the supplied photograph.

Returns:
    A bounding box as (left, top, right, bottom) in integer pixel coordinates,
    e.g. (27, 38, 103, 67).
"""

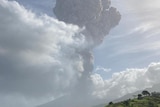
(105, 96, 160, 107)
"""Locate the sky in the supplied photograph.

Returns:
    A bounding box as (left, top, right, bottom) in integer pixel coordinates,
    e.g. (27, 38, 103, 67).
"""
(94, 0, 160, 77)
(1, 0, 160, 107)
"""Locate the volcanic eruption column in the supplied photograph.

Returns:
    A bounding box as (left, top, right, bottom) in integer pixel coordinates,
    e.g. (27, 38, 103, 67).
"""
(54, 0, 121, 101)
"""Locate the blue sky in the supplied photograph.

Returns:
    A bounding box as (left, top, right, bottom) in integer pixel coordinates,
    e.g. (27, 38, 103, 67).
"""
(9, 0, 56, 16)
(94, 0, 160, 78)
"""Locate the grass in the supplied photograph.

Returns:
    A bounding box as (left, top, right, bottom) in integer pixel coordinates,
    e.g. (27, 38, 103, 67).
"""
(105, 96, 160, 107)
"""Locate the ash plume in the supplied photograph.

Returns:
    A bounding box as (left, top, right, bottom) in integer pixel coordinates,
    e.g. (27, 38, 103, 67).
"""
(40, 0, 121, 107)
(54, 0, 121, 45)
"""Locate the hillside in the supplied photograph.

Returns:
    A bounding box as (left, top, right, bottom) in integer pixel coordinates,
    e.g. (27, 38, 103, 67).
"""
(105, 93, 160, 107)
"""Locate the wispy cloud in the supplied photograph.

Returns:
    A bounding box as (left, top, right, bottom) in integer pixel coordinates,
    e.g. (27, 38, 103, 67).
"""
(95, 0, 160, 70)
(95, 66, 111, 73)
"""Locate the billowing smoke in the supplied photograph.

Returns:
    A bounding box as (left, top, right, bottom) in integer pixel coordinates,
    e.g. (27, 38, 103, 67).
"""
(42, 0, 121, 107)
(54, 0, 121, 45)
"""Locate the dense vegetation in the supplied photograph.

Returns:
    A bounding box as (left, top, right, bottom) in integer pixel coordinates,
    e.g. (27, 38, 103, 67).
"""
(105, 91, 160, 107)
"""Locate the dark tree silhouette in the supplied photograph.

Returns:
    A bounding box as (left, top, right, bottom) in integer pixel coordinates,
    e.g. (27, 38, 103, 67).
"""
(109, 101, 113, 105)
(142, 90, 150, 96)
(124, 100, 129, 106)
(138, 94, 142, 100)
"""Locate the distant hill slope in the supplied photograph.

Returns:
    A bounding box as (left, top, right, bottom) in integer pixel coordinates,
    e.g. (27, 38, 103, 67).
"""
(38, 83, 160, 107)
(105, 96, 160, 107)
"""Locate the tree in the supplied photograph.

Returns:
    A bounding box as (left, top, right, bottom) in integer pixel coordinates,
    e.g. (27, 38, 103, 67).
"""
(142, 90, 150, 96)
(138, 94, 142, 100)
(124, 100, 129, 106)
(109, 101, 113, 105)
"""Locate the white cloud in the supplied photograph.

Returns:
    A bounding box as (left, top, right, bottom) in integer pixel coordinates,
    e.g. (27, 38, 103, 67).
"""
(91, 62, 160, 100)
(0, 0, 85, 106)
(95, 66, 111, 73)
(124, 0, 160, 11)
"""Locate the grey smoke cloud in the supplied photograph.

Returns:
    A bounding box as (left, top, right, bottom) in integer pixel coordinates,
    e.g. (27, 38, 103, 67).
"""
(54, 0, 121, 45)
(41, 0, 121, 107)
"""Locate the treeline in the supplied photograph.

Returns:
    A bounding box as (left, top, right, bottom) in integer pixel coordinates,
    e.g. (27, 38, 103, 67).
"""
(106, 90, 160, 107)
